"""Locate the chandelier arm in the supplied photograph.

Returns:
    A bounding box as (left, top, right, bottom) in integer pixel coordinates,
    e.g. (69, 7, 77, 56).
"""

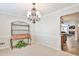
(27, 3, 41, 24)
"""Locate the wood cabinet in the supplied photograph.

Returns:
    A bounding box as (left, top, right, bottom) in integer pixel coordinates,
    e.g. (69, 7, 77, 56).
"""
(61, 33, 67, 50)
(61, 12, 79, 50)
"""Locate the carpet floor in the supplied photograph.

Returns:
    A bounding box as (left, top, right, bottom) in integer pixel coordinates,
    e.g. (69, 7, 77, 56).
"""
(0, 44, 74, 56)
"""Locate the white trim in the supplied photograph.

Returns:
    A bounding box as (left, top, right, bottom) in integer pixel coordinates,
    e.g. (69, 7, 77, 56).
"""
(35, 41, 61, 50)
(43, 4, 79, 17)
(0, 11, 26, 19)
(0, 46, 10, 50)
(0, 4, 78, 20)
(35, 41, 75, 56)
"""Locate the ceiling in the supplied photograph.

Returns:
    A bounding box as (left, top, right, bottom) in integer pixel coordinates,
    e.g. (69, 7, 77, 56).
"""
(0, 3, 76, 17)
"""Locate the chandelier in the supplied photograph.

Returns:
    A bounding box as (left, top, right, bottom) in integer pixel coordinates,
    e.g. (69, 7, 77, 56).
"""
(27, 3, 41, 24)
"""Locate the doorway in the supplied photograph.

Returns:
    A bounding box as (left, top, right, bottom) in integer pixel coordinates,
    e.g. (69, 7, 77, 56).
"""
(60, 12, 79, 55)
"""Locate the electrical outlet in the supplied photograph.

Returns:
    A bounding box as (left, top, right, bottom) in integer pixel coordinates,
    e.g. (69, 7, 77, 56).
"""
(0, 42, 5, 45)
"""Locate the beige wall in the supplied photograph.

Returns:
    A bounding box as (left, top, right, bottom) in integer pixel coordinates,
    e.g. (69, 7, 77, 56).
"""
(0, 4, 79, 50)
(32, 4, 79, 50)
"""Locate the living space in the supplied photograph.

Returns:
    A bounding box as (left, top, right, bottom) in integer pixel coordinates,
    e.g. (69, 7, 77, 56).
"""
(0, 2, 79, 56)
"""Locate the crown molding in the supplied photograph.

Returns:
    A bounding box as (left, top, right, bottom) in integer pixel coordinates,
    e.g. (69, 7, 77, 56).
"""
(43, 4, 79, 17)
(0, 11, 26, 19)
(0, 4, 79, 19)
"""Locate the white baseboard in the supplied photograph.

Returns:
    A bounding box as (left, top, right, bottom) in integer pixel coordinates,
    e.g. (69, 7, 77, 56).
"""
(35, 41, 61, 51)
(35, 41, 75, 55)
(0, 46, 10, 50)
